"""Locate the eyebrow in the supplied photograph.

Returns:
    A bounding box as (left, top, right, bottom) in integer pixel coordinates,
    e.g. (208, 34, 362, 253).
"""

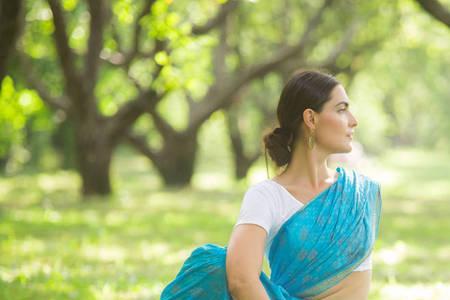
(335, 101, 349, 108)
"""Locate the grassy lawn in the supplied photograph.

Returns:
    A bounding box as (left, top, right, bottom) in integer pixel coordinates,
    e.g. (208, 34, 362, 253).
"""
(0, 147, 449, 299)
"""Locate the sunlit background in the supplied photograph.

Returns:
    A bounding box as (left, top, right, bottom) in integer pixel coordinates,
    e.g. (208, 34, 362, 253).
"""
(0, 0, 449, 299)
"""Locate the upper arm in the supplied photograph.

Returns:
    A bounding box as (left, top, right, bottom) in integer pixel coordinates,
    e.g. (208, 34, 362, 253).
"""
(226, 185, 275, 289)
(226, 223, 267, 289)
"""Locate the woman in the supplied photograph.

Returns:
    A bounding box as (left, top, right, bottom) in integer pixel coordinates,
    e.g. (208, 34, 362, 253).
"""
(160, 70, 382, 300)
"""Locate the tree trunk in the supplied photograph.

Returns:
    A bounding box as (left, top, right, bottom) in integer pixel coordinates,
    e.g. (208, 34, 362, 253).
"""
(227, 114, 261, 180)
(127, 130, 199, 187)
(0, 0, 23, 81)
(154, 132, 198, 186)
(75, 121, 113, 196)
(224, 95, 265, 180)
(234, 154, 256, 179)
(0, 155, 9, 173)
(51, 119, 76, 169)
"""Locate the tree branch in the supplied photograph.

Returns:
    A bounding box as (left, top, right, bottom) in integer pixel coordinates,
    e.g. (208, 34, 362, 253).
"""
(124, 131, 161, 162)
(110, 20, 124, 53)
(100, 0, 158, 69)
(276, 18, 362, 77)
(316, 21, 360, 69)
(47, 0, 81, 88)
(84, 0, 108, 93)
(18, 52, 71, 112)
(191, 0, 239, 35)
(212, 4, 230, 83)
(107, 55, 164, 135)
(145, 102, 177, 138)
(236, 0, 334, 84)
(126, 0, 156, 66)
(107, 87, 166, 143)
(416, 0, 450, 28)
(186, 0, 335, 132)
(99, 1, 168, 135)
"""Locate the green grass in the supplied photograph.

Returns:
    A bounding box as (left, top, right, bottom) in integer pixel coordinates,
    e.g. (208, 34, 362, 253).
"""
(0, 147, 449, 299)
(367, 148, 450, 299)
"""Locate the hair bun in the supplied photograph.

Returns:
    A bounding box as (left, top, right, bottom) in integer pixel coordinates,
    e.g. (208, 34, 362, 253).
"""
(263, 126, 293, 167)
(273, 127, 290, 136)
(273, 127, 293, 144)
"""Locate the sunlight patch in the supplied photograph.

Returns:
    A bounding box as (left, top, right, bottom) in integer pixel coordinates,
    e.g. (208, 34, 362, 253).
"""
(15, 237, 46, 255)
(140, 241, 170, 260)
(82, 244, 126, 262)
(0, 260, 67, 283)
(192, 172, 232, 190)
(375, 240, 408, 265)
(376, 168, 401, 187)
(379, 282, 450, 300)
(161, 249, 192, 265)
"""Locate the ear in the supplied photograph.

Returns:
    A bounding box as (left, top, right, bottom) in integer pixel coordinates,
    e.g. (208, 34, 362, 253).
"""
(302, 108, 318, 131)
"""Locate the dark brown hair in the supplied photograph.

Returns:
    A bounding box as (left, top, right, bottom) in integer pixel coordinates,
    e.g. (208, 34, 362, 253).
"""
(263, 69, 340, 171)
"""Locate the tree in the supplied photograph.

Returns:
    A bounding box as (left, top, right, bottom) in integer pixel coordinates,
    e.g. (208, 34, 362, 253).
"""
(18, 0, 393, 197)
(19, 0, 168, 196)
(126, 0, 364, 182)
(19, 0, 245, 196)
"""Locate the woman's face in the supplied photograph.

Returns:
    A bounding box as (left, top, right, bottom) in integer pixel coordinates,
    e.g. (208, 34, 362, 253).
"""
(314, 84, 358, 153)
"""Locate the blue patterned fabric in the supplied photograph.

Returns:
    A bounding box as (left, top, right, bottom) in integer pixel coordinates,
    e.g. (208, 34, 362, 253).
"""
(160, 167, 382, 299)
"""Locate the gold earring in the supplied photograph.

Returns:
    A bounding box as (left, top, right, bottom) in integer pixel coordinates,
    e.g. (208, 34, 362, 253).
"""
(308, 131, 315, 149)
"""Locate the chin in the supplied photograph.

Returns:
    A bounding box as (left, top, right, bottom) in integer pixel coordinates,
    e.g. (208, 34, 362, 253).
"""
(334, 144, 352, 154)
(324, 141, 353, 154)
(345, 143, 353, 153)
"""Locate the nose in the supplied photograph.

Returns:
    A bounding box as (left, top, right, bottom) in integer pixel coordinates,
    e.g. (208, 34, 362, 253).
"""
(349, 111, 358, 128)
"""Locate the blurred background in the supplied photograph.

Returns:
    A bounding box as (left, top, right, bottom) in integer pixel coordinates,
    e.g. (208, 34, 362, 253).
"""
(0, 0, 449, 299)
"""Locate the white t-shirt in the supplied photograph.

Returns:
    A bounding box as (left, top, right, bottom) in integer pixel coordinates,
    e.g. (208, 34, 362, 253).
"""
(233, 179, 372, 272)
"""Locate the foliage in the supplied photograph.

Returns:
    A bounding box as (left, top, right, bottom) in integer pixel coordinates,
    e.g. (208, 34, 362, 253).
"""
(0, 77, 53, 173)
(349, 0, 450, 152)
(7, 0, 448, 179)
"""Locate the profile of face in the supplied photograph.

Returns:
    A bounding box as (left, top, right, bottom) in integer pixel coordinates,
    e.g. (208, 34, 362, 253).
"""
(305, 84, 358, 154)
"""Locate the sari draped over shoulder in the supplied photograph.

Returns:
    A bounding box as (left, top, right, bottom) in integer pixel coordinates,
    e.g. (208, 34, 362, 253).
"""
(160, 167, 382, 300)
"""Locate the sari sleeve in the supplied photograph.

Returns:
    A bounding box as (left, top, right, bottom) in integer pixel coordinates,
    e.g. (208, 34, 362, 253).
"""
(233, 186, 275, 236)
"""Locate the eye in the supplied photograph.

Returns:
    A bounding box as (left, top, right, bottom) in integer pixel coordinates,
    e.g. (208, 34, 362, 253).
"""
(338, 108, 346, 112)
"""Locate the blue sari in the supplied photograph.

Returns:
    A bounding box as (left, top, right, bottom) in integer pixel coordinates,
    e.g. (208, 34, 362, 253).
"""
(160, 167, 382, 299)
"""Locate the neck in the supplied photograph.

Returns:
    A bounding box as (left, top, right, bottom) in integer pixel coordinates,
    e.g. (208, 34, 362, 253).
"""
(278, 141, 335, 190)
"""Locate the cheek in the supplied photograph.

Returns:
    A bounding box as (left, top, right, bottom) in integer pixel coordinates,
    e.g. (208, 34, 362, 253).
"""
(315, 114, 347, 146)
(317, 113, 345, 136)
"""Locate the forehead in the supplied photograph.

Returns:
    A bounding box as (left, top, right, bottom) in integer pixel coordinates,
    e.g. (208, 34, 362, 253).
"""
(325, 85, 350, 107)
